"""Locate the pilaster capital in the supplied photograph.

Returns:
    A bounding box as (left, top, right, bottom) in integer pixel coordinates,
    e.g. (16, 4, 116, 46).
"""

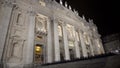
(27, 8, 36, 16)
(52, 17, 60, 25)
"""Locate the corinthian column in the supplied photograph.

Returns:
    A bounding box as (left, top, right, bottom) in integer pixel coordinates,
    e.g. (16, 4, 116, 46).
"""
(46, 19, 53, 63)
(26, 12, 35, 64)
(53, 19, 60, 62)
(62, 23, 70, 60)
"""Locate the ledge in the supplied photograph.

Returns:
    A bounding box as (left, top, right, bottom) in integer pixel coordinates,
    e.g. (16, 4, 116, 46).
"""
(42, 53, 116, 66)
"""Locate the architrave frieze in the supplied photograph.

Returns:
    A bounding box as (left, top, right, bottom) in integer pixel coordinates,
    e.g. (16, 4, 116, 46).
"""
(0, 0, 15, 8)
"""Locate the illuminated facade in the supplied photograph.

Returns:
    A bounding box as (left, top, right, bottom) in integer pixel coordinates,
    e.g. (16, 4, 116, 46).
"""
(0, 0, 105, 67)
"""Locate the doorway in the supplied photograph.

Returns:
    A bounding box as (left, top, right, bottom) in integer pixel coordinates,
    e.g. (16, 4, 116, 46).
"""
(34, 44, 43, 64)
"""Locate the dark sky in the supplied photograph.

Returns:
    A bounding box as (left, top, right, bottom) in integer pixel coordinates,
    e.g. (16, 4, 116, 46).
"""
(56, 0, 119, 37)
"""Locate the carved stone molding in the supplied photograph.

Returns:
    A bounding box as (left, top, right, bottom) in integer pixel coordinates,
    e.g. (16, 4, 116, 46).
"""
(27, 9, 36, 16)
(0, 0, 15, 8)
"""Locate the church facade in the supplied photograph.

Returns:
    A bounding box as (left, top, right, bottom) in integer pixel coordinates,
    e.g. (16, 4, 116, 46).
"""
(0, 0, 105, 67)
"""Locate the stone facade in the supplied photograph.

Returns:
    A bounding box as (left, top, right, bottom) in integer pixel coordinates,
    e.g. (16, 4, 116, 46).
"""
(0, 0, 105, 67)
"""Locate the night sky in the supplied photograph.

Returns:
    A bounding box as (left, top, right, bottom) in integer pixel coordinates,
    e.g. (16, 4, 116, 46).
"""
(56, 0, 119, 37)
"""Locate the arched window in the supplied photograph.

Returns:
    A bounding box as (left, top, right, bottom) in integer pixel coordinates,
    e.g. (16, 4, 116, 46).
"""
(66, 24, 76, 59)
(34, 44, 43, 64)
(57, 21, 65, 61)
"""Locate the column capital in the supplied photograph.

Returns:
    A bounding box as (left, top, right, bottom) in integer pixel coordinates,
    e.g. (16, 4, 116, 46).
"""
(51, 18, 57, 25)
(27, 9, 36, 16)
